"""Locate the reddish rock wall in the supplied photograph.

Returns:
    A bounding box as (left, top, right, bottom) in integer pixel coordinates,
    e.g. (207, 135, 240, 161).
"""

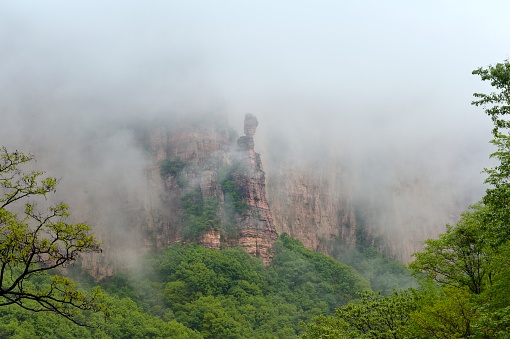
(231, 114, 277, 265)
(145, 114, 277, 265)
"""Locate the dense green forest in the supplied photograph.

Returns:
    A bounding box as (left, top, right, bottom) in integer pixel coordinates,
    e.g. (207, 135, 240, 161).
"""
(0, 234, 410, 338)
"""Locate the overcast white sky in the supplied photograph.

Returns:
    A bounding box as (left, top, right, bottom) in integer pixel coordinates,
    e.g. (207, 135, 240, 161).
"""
(1, 1, 509, 190)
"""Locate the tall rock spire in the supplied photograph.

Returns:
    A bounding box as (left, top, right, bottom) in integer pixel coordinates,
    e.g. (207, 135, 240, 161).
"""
(233, 114, 277, 265)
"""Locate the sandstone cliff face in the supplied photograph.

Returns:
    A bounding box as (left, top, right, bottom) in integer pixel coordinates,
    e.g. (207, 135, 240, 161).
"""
(144, 117, 232, 247)
(79, 114, 272, 278)
(230, 114, 277, 264)
(267, 161, 357, 253)
(265, 158, 468, 263)
(141, 114, 277, 265)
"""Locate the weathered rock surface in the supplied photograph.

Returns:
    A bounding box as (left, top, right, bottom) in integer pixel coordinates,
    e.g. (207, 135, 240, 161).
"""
(200, 228, 221, 249)
(143, 114, 277, 265)
(265, 158, 468, 263)
(267, 161, 357, 253)
(231, 114, 277, 265)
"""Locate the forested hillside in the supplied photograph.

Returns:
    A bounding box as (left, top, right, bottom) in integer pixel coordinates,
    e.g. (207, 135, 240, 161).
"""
(0, 233, 414, 338)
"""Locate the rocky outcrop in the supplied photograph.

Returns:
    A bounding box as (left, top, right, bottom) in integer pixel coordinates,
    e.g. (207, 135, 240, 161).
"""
(231, 114, 277, 265)
(140, 114, 277, 265)
(200, 228, 221, 249)
(237, 113, 258, 151)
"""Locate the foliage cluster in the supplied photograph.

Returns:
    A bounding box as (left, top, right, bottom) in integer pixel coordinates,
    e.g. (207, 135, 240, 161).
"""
(0, 234, 376, 338)
(0, 146, 105, 325)
(219, 161, 249, 215)
(302, 289, 420, 338)
(220, 177, 249, 239)
(159, 158, 186, 178)
(0, 290, 202, 339)
(98, 235, 370, 338)
(221, 179, 249, 215)
(180, 189, 220, 241)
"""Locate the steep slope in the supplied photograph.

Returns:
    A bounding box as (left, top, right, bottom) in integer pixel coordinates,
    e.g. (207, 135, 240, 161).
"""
(265, 158, 472, 263)
(267, 161, 357, 252)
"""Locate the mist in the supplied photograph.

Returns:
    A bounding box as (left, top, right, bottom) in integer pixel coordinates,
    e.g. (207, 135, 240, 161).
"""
(1, 1, 509, 264)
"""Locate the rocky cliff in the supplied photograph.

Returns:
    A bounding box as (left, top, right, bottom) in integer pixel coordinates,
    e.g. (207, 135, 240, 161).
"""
(265, 158, 470, 263)
(80, 113, 474, 278)
(142, 114, 277, 265)
(267, 161, 357, 253)
(81, 114, 279, 278)
(231, 114, 277, 264)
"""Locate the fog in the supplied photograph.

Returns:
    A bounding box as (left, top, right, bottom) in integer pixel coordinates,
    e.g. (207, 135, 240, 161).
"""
(1, 1, 509, 263)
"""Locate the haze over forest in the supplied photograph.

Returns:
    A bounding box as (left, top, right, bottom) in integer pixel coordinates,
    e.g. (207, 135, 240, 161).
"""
(1, 1, 510, 245)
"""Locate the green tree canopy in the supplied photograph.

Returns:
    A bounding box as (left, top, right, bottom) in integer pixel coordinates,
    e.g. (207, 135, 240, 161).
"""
(409, 204, 490, 294)
(0, 146, 105, 325)
(472, 60, 510, 246)
(472, 60, 510, 134)
(301, 289, 420, 339)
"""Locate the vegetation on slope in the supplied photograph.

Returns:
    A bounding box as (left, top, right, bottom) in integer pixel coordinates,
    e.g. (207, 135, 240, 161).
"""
(0, 234, 376, 338)
(160, 158, 186, 178)
(180, 189, 220, 241)
(331, 241, 416, 294)
(100, 234, 370, 338)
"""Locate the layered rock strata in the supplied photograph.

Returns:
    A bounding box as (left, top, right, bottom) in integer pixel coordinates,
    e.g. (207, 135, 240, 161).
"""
(267, 161, 357, 253)
(231, 114, 277, 264)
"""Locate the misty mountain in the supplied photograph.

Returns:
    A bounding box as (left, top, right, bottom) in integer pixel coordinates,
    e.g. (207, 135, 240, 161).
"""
(10, 111, 476, 278)
(2, 1, 503, 272)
